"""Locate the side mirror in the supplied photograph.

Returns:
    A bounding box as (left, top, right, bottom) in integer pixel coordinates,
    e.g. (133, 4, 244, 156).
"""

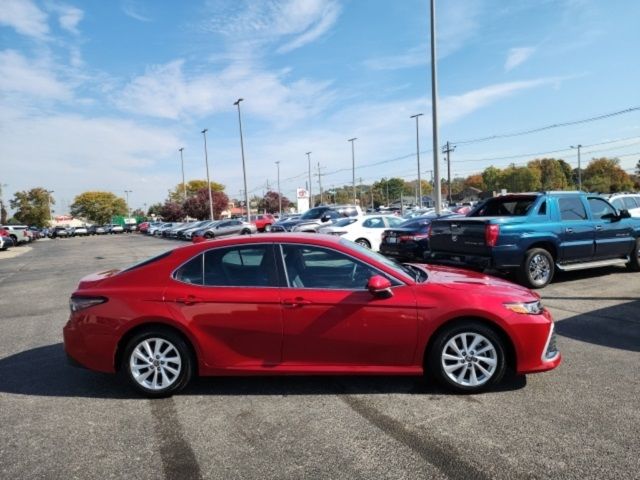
(321, 214, 331, 222)
(620, 209, 631, 219)
(367, 275, 393, 298)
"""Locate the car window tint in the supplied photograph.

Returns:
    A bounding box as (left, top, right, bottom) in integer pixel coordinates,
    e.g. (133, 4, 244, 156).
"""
(588, 198, 615, 220)
(174, 254, 204, 285)
(387, 217, 404, 227)
(281, 244, 378, 290)
(559, 197, 587, 221)
(623, 197, 638, 209)
(363, 217, 384, 228)
(203, 246, 275, 287)
(611, 198, 624, 210)
(538, 201, 546, 215)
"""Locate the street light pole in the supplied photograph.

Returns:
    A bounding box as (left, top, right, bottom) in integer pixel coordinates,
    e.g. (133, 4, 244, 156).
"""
(429, 0, 442, 214)
(348, 138, 357, 205)
(178, 147, 187, 202)
(124, 190, 132, 219)
(201, 129, 214, 220)
(234, 98, 250, 222)
(275, 161, 282, 216)
(47, 190, 54, 226)
(570, 144, 583, 191)
(410, 113, 424, 208)
(306, 152, 312, 207)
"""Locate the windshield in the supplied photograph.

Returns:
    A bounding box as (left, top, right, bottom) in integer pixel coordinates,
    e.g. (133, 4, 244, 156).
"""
(300, 207, 327, 220)
(340, 239, 415, 283)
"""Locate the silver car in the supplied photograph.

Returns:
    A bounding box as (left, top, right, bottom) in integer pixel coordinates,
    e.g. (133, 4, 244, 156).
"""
(199, 219, 256, 239)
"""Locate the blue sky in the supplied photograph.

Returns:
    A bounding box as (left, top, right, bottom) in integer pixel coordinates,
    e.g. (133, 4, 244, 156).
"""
(1, 0, 639, 212)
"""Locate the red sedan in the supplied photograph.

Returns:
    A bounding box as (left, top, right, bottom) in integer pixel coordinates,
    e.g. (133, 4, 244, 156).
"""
(64, 234, 560, 397)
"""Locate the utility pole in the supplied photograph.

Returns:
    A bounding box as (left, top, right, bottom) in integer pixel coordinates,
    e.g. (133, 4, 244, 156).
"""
(429, 0, 442, 213)
(234, 98, 251, 222)
(306, 152, 313, 207)
(124, 190, 132, 219)
(348, 138, 357, 204)
(570, 144, 583, 191)
(358, 177, 363, 205)
(275, 161, 282, 216)
(442, 141, 455, 205)
(178, 147, 187, 202)
(201, 129, 214, 220)
(46, 190, 54, 226)
(410, 113, 424, 207)
(316, 162, 324, 204)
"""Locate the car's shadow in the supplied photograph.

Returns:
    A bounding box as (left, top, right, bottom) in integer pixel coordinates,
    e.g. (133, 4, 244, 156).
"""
(0, 343, 526, 399)
(554, 299, 640, 352)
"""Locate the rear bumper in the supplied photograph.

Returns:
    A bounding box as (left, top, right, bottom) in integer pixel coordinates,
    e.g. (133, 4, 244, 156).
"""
(428, 245, 523, 270)
(380, 242, 425, 261)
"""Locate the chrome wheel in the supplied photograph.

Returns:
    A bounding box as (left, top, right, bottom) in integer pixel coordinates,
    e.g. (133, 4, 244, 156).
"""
(528, 253, 551, 285)
(441, 332, 497, 387)
(264, 224, 271, 232)
(355, 238, 371, 249)
(129, 338, 182, 391)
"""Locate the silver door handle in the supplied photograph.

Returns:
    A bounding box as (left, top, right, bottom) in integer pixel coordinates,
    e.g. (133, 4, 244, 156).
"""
(595, 225, 603, 231)
(565, 228, 573, 234)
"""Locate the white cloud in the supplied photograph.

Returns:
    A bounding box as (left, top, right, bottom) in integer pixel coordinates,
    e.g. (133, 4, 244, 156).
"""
(441, 78, 553, 123)
(54, 4, 84, 34)
(0, 50, 72, 99)
(115, 59, 335, 124)
(205, 0, 341, 55)
(362, 47, 427, 71)
(505, 47, 536, 71)
(0, 0, 49, 39)
(122, 0, 152, 22)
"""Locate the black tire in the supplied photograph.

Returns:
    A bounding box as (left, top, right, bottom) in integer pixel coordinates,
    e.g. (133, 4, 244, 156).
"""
(517, 248, 554, 289)
(355, 238, 371, 249)
(241, 229, 251, 235)
(121, 328, 194, 398)
(627, 239, 640, 271)
(204, 231, 214, 239)
(427, 320, 506, 393)
(10, 235, 18, 245)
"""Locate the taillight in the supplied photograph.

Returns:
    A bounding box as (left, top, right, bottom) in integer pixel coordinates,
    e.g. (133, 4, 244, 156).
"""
(69, 296, 107, 313)
(485, 224, 500, 247)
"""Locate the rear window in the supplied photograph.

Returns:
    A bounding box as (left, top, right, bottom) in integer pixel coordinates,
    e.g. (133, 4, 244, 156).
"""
(470, 196, 537, 217)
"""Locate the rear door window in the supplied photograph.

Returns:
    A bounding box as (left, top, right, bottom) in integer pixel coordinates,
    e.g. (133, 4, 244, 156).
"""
(559, 197, 587, 221)
(623, 197, 638, 209)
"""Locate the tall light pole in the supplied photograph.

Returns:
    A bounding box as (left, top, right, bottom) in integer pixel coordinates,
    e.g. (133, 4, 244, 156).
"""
(124, 190, 132, 219)
(47, 190, 54, 226)
(275, 160, 282, 215)
(570, 144, 583, 191)
(429, 0, 442, 214)
(306, 152, 312, 207)
(201, 128, 214, 220)
(348, 138, 357, 204)
(178, 147, 187, 202)
(234, 98, 251, 222)
(410, 113, 424, 207)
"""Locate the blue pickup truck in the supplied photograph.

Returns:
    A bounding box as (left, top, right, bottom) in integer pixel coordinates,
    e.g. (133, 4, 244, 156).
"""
(427, 192, 640, 288)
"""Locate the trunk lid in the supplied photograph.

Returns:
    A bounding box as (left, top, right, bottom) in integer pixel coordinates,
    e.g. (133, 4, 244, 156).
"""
(76, 269, 120, 290)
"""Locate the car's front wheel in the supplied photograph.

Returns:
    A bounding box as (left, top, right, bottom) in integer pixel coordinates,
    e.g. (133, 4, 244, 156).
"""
(355, 238, 371, 249)
(122, 329, 193, 398)
(427, 320, 506, 393)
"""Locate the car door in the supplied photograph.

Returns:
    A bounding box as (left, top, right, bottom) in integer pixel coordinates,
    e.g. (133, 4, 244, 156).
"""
(358, 216, 388, 251)
(164, 244, 283, 369)
(556, 196, 595, 262)
(277, 243, 418, 367)
(588, 197, 635, 259)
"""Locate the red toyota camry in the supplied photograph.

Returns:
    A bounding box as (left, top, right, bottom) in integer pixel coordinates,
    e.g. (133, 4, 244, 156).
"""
(64, 234, 560, 397)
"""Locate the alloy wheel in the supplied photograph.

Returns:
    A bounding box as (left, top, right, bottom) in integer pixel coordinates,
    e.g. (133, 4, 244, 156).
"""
(529, 253, 551, 285)
(129, 338, 182, 391)
(441, 332, 498, 387)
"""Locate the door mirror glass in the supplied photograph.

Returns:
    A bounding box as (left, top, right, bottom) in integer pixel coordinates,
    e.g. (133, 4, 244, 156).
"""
(367, 275, 392, 297)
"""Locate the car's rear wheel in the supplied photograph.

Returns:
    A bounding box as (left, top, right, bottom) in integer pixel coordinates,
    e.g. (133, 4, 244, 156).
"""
(355, 238, 371, 249)
(264, 224, 272, 232)
(122, 329, 193, 398)
(204, 232, 214, 239)
(427, 320, 506, 393)
(627, 239, 640, 271)
(241, 229, 251, 235)
(518, 248, 554, 288)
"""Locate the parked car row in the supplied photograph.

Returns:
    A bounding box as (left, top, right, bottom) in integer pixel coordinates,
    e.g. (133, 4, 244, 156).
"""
(140, 219, 257, 242)
(49, 224, 137, 238)
(0, 225, 43, 250)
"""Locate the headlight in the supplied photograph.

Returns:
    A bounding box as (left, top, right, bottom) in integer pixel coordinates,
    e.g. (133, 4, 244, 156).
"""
(69, 296, 107, 312)
(504, 300, 544, 315)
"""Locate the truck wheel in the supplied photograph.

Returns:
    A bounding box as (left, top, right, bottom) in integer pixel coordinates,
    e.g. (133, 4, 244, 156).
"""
(518, 248, 554, 289)
(627, 239, 640, 271)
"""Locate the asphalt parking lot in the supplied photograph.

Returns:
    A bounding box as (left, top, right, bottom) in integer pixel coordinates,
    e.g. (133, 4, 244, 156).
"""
(0, 235, 638, 480)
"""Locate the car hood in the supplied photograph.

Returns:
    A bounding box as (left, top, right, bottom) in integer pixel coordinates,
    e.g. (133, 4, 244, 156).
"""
(414, 264, 538, 301)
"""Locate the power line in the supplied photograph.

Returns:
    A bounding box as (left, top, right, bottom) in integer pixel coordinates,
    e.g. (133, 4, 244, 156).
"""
(450, 106, 640, 146)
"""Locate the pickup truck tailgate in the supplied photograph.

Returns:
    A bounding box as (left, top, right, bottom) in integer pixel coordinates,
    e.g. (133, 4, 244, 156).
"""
(429, 218, 491, 255)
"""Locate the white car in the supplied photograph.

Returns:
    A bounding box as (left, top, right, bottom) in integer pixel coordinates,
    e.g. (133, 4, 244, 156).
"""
(319, 215, 405, 251)
(74, 226, 88, 236)
(607, 193, 640, 218)
(1, 225, 30, 245)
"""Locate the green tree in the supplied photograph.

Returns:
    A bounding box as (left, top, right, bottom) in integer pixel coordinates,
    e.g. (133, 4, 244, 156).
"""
(0, 183, 8, 224)
(528, 158, 569, 190)
(501, 164, 541, 192)
(582, 158, 634, 193)
(169, 180, 225, 202)
(558, 159, 575, 188)
(9, 188, 54, 227)
(147, 203, 163, 217)
(373, 178, 405, 205)
(481, 166, 503, 192)
(70, 191, 127, 224)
